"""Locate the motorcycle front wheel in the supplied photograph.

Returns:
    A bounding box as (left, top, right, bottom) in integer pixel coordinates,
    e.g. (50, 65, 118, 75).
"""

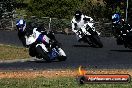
(90, 35, 103, 48)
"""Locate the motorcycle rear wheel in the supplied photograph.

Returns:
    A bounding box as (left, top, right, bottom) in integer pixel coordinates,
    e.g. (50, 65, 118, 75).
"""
(36, 45, 51, 62)
(116, 36, 123, 45)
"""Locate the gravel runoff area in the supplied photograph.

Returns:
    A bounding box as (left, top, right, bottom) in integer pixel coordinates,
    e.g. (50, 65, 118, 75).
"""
(0, 69, 132, 79)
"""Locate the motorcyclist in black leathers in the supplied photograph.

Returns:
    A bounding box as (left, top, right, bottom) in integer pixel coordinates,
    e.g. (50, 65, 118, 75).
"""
(120, 19, 132, 34)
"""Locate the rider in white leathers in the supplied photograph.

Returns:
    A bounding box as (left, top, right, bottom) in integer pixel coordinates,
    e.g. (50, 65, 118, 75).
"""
(25, 25, 66, 59)
(25, 24, 51, 52)
(71, 10, 95, 42)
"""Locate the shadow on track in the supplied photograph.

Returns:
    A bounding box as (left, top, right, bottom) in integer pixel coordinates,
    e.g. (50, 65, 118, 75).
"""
(73, 44, 101, 48)
(0, 59, 67, 70)
(110, 50, 132, 52)
(73, 45, 90, 47)
(28, 59, 62, 63)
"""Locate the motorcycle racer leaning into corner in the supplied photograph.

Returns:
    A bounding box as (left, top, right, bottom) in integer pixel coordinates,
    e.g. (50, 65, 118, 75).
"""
(71, 10, 95, 42)
(112, 13, 132, 37)
(112, 13, 122, 37)
(16, 19, 55, 56)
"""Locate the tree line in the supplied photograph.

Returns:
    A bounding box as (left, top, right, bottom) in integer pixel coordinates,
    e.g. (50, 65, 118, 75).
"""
(0, 0, 132, 21)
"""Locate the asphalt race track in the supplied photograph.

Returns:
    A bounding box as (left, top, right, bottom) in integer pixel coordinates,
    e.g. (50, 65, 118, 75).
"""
(0, 30, 132, 70)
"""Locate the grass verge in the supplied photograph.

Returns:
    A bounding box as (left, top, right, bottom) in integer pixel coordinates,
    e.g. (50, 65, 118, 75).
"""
(0, 69, 132, 88)
(0, 77, 131, 88)
(0, 44, 132, 88)
(0, 44, 30, 60)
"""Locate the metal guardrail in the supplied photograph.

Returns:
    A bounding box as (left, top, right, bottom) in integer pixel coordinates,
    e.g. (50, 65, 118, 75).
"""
(0, 18, 14, 30)
(0, 16, 113, 36)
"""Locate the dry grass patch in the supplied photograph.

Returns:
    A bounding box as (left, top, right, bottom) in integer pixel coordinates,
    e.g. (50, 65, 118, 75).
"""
(0, 44, 30, 60)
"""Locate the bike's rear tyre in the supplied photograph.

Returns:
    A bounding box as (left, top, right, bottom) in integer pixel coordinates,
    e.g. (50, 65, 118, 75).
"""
(116, 37, 123, 45)
(36, 46, 51, 62)
(29, 47, 36, 57)
(29, 44, 36, 57)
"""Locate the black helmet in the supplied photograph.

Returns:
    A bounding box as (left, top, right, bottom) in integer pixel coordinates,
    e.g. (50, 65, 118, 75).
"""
(75, 10, 82, 21)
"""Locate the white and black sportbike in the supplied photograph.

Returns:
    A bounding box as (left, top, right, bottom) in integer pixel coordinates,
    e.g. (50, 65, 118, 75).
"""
(25, 28, 67, 62)
(76, 21, 103, 48)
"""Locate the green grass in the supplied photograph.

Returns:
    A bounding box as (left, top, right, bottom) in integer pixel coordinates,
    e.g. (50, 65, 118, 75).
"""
(0, 77, 131, 88)
(0, 44, 30, 60)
